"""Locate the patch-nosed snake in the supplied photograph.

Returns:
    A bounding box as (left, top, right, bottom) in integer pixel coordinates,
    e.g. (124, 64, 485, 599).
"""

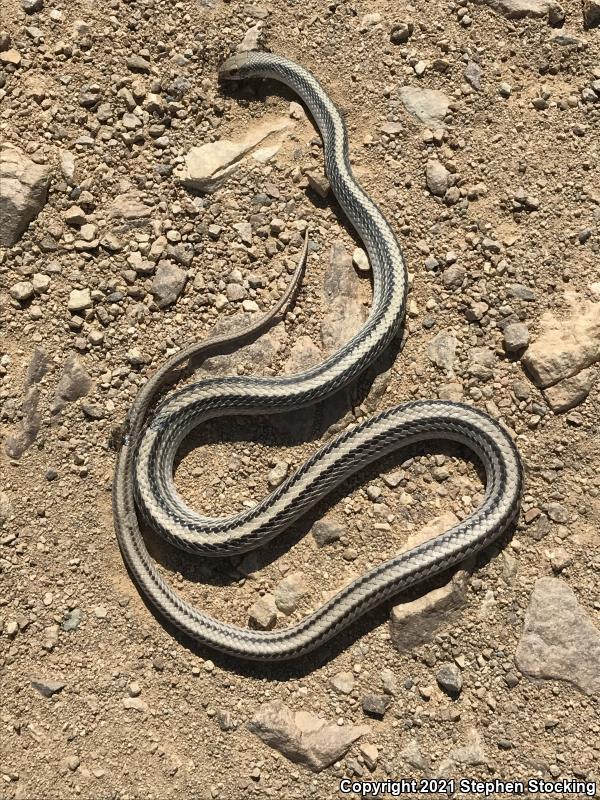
(113, 52, 523, 661)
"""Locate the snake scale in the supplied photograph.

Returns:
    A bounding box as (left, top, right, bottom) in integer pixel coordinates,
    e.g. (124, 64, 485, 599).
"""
(113, 52, 523, 661)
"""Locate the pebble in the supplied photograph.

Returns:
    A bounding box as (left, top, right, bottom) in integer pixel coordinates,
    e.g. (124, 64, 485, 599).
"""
(248, 700, 369, 773)
(362, 693, 391, 718)
(390, 22, 413, 44)
(127, 54, 151, 73)
(516, 578, 600, 694)
(31, 678, 65, 698)
(426, 159, 450, 197)
(267, 460, 288, 488)
(274, 572, 308, 614)
(311, 517, 344, 547)
(248, 594, 278, 630)
(436, 663, 463, 696)
(68, 288, 91, 313)
(330, 671, 355, 694)
(10, 281, 34, 303)
(398, 86, 450, 127)
(151, 261, 186, 307)
(352, 247, 370, 273)
(306, 170, 331, 198)
(503, 322, 530, 352)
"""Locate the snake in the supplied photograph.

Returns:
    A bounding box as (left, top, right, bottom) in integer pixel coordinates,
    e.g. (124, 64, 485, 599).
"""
(113, 52, 523, 661)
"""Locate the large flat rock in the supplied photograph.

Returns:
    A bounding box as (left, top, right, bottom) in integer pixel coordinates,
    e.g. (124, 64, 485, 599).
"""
(248, 700, 369, 772)
(522, 297, 600, 388)
(515, 577, 600, 695)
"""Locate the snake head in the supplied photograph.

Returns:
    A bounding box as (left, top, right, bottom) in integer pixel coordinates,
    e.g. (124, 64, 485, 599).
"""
(218, 52, 256, 82)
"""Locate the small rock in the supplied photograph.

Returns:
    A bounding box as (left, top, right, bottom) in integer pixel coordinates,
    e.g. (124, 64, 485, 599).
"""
(449, 726, 486, 766)
(426, 159, 450, 197)
(10, 281, 34, 302)
(474, 0, 563, 24)
(178, 119, 292, 192)
(311, 517, 344, 547)
(503, 322, 530, 352)
(583, 0, 600, 27)
(390, 513, 472, 650)
(249, 595, 278, 630)
(151, 261, 186, 307)
(464, 61, 482, 91)
(442, 264, 465, 289)
(436, 663, 463, 697)
(31, 678, 65, 698)
(523, 299, 600, 388)
(267, 460, 288, 488)
(123, 697, 148, 712)
(22, 0, 43, 12)
(54, 355, 92, 404)
(330, 671, 355, 695)
(428, 330, 457, 373)
(238, 23, 263, 53)
(398, 86, 450, 127)
(352, 247, 370, 273)
(306, 170, 330, 198)
(362, 693, 391, 718)
(274, 572, 308, 614)
(390, 22, 413, 44)
(544, 369, 596, 413)
(360, 742, 379, 770)
(68, 288, 91, 313)
(127, 54, 151, 73)
(380, 668, 398, 696)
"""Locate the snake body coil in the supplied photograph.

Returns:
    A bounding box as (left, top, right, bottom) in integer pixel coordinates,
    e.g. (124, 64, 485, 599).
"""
(113, 52, 523, 661)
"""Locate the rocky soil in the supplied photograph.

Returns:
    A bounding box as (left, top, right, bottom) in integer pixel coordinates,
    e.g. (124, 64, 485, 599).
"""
(1, 0, 599, 798)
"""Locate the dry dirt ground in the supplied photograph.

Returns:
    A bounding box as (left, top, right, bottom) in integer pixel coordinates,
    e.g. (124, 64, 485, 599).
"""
(1, 0, 599, 798)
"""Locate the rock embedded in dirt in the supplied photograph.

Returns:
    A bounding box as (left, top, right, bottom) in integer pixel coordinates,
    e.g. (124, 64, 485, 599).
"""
(362, 693, 391, 718)
(248, 594, 277, 631)
(543, 369, 596, 413)
(248, 700, 369, 772)
(321, 241, 366, 352)
(515, 577, 600, 695)
(151, 261, 187, 307)
(427, 330, 458, 373)
(522, 298, 600, 387)
(0, 143, 51, 246)
(54, 355, 92, 405)
(329, 671, 355, 694)
(425, 159, 450, 197)
(178, 119, 293, 192)
(311, 517, 345, 547)
(31, 678, 65, 698)
(503, 322, 530, 353)
(67, 288, 91, 313)
(464, 61, 482, 91)
(390, 21, 413, 43)
(474, 0, 564, 24)
(448, 727, 487, 766)
(274, 572, 308, 614)
(398, 86, 450, 127)
(436, 663, 463, 696)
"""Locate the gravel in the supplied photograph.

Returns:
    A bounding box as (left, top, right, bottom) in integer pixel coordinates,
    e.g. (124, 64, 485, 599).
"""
(1, 0, 599, 796)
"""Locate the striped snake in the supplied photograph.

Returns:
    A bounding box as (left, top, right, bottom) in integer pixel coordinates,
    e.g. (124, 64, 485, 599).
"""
(113, 52, 523, 661)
